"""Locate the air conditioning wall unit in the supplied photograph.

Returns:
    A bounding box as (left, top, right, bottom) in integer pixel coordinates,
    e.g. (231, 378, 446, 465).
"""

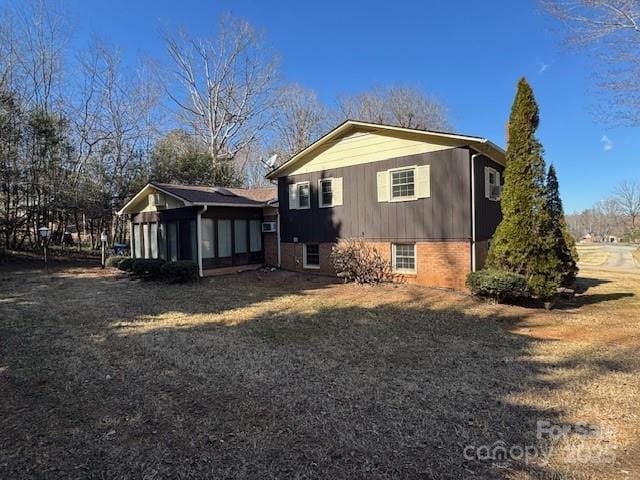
(149, 193, 165, 207)
(261, 221, 277, 233)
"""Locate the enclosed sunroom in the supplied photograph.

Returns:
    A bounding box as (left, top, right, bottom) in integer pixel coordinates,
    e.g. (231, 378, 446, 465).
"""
(117, 182, 279, 276)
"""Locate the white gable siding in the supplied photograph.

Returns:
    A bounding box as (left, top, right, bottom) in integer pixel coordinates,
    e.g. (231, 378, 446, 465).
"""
(286, 129, 462, 176)
(127, 186, 186, 213)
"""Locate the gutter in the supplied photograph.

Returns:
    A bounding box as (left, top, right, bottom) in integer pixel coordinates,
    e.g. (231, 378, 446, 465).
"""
(197, 205, 207, 277)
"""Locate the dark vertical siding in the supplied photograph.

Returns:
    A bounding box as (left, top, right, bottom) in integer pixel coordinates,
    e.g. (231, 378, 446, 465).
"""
(277, 148, 472, 243)
(473, 153, 504, 240)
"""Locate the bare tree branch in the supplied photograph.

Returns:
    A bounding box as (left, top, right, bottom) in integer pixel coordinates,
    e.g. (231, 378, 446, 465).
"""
(163, 15, 279, 164)
(337, 84, 451, 131)
(543, 0, 640, 125)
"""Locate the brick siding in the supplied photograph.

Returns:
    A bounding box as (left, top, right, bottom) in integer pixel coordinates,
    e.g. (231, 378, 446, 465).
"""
(279, 240, 471, 290)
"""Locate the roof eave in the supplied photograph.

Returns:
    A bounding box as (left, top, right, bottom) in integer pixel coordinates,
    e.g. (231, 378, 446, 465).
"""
(265, 120, 506, 179)
(117, 183, 192, 215)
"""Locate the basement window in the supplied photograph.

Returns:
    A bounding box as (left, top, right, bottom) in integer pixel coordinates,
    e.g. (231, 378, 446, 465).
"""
(303, 243, 320, 269)
(392, 243, 416, 273)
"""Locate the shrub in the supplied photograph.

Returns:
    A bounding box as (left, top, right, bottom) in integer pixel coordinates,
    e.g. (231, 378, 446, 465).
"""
(466, 269, 528, 303)
(117, 257, 134, 272)
(527, 274, 560, 300)
(131, 258, 166, 278)
(105, 255, 127, 268)
(161, 260, 199, 283)
(330, 238, 391, 285)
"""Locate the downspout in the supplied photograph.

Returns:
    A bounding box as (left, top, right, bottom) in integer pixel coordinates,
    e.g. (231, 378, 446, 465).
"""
(471, 153, 480, 272)
(197, 205, 207, 277)
(277, 211, 282, 268)
(128, 216, 133, 258)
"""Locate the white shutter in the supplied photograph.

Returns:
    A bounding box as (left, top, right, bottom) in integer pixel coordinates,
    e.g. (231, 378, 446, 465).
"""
(415, 165, 430, 199)
(288, 184, 298, 210)
(484, 167, 491, 199)
(377, 171, 389, 202)
(332, 177, 343, 206)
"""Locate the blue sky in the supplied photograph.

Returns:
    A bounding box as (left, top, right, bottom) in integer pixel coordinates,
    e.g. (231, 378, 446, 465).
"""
(63, 0, 638, 212)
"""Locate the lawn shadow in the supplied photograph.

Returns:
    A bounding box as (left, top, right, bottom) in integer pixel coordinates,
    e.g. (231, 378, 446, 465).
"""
(0, 259, 629, 479)
(573, 276, 612, 294)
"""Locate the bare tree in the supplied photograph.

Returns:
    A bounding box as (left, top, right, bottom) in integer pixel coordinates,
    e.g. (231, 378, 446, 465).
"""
(337, 85, 451, 131)
(163, 15, 279, 164)
(543, 1, 640, 125)
(613, 179, 640, 228)
(270, 84, 333, 160)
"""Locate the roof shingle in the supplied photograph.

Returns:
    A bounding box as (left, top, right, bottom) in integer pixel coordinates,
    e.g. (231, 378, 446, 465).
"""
(152, 182, 277, 206)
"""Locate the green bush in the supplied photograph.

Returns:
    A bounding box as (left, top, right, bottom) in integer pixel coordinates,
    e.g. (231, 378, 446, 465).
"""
(131, 258, 166, 278)
(117, 257, 134, 271)
(466, 269, 528, 303)
(161, 260, 199, 283)
(527, 274, 560, 300)
(105, 255, 127, 268)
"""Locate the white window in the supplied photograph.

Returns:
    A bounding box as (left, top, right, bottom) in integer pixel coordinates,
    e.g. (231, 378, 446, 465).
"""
(392, 243, 416, 273)
(377, 165, 430, 202)
(201, 218, 215, 258)
(234, 219, 247, 254)
(133, 224, 142, 258)
(320, 179, 333, 207)
(485, 167, 501, 201)
(318, 177, 343, 208)
(149, 223, 158, 259)
(297, 182, 310, 209)
(249, 220, 262, 252)
(217, 219, 232, 257)
(143, 224, 151, 258)
(303, 243, 320, 269)
(288, 181, 311, 209)
(158, 223, 166, 259)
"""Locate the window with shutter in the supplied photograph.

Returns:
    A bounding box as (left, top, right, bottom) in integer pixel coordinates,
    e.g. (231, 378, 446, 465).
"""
(319, 179, 333, 207)
(391, 168, 415, 199)
(297, 182, 310, 209)
(485, 167, 501, 201)
(318, 177, 343, 207)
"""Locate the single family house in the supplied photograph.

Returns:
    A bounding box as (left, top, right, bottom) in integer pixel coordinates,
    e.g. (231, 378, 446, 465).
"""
(119, 120, 506, 290)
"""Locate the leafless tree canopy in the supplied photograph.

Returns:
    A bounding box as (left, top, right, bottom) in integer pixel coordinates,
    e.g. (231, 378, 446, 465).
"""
(270, 84, 333, 160)
(0, 3, 456, 251)
(163, 15, 279, 162)
(613, 180, 640, 228)
(567, 179, 640, 241)
(543, 0, 640, 125)
(337, 85, 451, 131)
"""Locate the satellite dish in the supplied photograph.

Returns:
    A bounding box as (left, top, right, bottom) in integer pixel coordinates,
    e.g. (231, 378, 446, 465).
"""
(261, 154, 278, 169)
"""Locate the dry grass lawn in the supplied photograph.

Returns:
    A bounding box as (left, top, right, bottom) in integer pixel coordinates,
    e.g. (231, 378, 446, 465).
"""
(575, 245, 610, 266)
(1, 254, 639, 479)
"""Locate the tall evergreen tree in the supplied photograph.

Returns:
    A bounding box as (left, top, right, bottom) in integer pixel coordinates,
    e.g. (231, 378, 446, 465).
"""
(486, 78, 561, 296)
(545, 164, 579, 285)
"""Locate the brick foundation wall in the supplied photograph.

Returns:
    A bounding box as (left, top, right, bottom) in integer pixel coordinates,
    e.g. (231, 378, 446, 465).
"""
(280, 242, 335, 274)
(279, 240, 471, 290)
